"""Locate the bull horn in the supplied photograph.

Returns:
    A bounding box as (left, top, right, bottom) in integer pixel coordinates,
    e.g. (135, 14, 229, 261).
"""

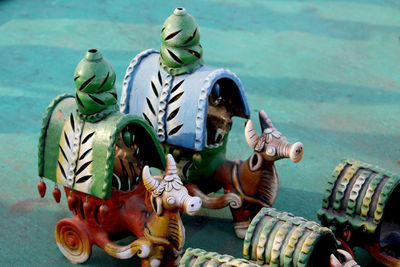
(142, 165, 159, 193)
(245, 120, 259, 149)
(259, 110, 274, 131)
(165, 154, 177, 176)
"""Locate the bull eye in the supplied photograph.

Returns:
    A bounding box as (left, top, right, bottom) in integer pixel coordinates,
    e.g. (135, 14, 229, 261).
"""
(266, 145, 276, 156)
(167, 196, 175, 205)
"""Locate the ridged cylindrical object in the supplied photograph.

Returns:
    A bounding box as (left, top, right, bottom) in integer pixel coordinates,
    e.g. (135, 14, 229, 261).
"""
(244, 208, 336, 267)
(179, 248, 258, 267)
(318, 159, 400, 235)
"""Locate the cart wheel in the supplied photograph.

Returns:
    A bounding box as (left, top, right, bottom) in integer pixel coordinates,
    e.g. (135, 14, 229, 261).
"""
(55, 218, 92, 264)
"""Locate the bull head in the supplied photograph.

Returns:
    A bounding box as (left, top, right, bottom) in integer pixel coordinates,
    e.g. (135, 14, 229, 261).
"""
(245, 110, 304, 163)
(142, 154, 202, 216)
(330, 249, 360, 267)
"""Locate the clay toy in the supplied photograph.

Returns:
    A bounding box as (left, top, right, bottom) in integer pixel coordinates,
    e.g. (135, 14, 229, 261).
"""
(179, 248, 257, 267)
(243, 208, 360, 267)
(37, 49, 201, 266)
(318, 159, 400, 267)
(178, 208, 360, 267)
(120, 7, 304, 238)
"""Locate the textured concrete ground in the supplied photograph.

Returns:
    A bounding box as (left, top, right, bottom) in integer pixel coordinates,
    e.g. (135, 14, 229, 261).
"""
(1, 0, 399, 266)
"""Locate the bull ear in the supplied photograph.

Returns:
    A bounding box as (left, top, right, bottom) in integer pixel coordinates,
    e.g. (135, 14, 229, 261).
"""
(259, 110, 274, 131)
(150, 195, 163, 216)
(248, 152, 263, 171)
(245, 120, 258, 149)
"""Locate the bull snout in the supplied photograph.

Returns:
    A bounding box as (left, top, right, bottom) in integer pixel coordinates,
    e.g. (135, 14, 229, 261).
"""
(182, 196, 202, 216)
(288, 142, 304, 163)
(267, 140, 304, 163)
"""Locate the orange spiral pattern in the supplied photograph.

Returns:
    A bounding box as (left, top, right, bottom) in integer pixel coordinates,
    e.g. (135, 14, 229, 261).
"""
(55, 218, 92, 264)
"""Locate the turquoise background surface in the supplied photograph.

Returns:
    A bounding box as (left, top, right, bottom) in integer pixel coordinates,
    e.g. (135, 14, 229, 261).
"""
(1, 0, 399, 265)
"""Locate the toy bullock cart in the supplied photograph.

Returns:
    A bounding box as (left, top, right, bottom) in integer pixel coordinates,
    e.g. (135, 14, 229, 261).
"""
(120, 7, 304, 239)
(37, 49, 201, 266)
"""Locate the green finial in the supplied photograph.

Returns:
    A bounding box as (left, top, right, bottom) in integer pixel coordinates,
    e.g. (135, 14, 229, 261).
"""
(159, 7, 203, 75)
(74, 49, 118, 122)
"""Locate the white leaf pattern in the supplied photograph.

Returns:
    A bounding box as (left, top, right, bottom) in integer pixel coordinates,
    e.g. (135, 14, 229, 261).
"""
(56, 113, 93, 192)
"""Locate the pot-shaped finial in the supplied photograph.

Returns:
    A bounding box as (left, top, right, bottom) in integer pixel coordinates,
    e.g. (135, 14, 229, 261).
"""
(74, 49, 117, 121)
(159, 7, 203, 75)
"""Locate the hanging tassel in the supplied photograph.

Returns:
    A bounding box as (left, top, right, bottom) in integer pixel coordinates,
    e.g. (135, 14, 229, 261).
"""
(52, 185, 61, 203)
(67, 193, 76, 211)
(37, 178, 46, 198)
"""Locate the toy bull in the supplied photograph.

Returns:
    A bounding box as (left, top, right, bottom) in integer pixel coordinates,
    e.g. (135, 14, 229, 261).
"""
(37, 49, 201, 266)
(120, 7, 304, 238)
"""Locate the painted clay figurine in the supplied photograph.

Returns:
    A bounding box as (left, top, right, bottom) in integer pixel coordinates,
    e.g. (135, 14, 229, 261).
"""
(179, 248, 257, 267)
(244, 208, 360, 267)
(120, 7, 304, 239)
(318, 159, 400, 267)
(37, 49, 201, 266)
(178, 208, 360, 267)
(179, 248, 358, 267)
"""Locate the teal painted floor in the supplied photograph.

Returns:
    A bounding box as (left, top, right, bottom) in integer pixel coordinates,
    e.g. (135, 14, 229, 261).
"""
(1, 0, 400, 266)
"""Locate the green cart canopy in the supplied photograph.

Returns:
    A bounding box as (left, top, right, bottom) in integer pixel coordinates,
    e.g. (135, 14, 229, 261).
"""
(38, 94, 165, 200)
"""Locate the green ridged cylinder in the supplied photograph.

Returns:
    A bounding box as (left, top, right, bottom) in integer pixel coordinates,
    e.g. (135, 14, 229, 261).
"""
(318, 159, 400, 235)
(244, 208, 336, 267)
(179, 248, 257, 267)
(159, 7, 203, 75)
(74, 49, 117, 122)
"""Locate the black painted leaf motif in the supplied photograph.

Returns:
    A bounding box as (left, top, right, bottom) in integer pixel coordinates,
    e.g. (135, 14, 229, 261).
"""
(76, 175, 92, 184)
(168, 124, 183, 136)
(59, 145, 68, 162)
(75, 93, 85, 108)
(109, 92, 117, 100)
(82, 132, 95, 144)
(64, 131, 71, 149)
(98, 72, 109, 90)
(75, 161, 92, 176)
(165, 30, 181, 40)
(184, 28, 197, 44)
(151, 81, 159, 97)
(167, 107, 180, 121)
(186, 49, 201, 59)
(58, 161, 67, 179)
(158, 71, 162, 86)
(79, 148, 92, 160)
(79, 75, 96, 91)
(167, 49, 183, 64)
(146, 97, 156, 115)
(89, 94, 105, 105)
(169, 92, 184, 104)
(171, 80, 184, 94)
(69, 114, 75, 131)
(143, 113, 153, 128)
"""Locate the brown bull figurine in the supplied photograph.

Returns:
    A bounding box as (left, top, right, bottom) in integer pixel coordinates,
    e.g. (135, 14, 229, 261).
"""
(186, 110, 304, 238)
